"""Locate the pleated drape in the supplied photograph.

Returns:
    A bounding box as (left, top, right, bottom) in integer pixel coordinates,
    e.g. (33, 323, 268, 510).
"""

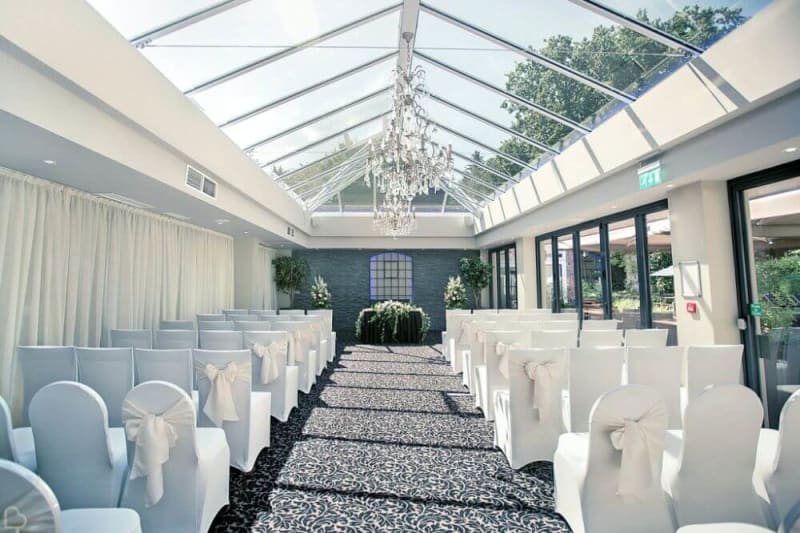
(0, 167, 234, 421)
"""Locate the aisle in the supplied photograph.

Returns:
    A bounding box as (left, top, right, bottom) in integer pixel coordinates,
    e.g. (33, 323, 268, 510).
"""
(211, 344, 570, 532)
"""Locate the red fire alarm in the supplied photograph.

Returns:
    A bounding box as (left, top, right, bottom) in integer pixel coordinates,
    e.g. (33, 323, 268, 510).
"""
(686, 302, 698, 314)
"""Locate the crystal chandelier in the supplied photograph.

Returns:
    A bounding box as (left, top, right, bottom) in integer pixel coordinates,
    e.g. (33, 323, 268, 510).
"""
(366, 31, 453, 236)
(373, 191, 416, 239)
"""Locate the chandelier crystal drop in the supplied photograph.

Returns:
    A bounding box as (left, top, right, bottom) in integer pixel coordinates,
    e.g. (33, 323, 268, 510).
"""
(367, 32, 454, 236)
(373, 191, 416, 239)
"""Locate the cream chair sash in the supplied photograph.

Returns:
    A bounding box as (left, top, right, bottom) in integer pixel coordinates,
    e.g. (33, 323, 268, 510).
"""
(251, 341, 286, 384)
(122, 397, 195, 507)
(605, 402, 668, 501)
(292, 330, 311, 362)
(496, 341, 523, 379)
(523, 359, 562, 422)
(195, 361, 251, 427)
(1, 489, 56, 531)
(458, 321, 475, 344)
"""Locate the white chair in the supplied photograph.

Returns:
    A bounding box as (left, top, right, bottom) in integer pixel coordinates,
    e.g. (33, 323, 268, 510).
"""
(531, 330, 578, 349)
(197, 320, 235, 331)
(566, 347, 625, 432)
(0, 459, 142, 533)
(159, 320, 195, 330)
(754, 389, 800, 527)
(626, 328, 669, 347)
(446, 314, 473, 373)
(199, 330, 243, 350)
(291, 316, 329, 376)
(685, 345, 744, 405)
(244, 330, 298, 422)
(305, 310, 336, 362)
(555, 384, 673, 533)
(582, 319, 621, 330)
(477, 330, 528, 420)
(0, 394, 36, 471)
(110, 329, 153, 350)
(551, 312, 579, 321)
(272, 321, 316, 394)
(133, 349, 193, 395)
(76, 347, 134, 427)
(676, 525, 773, 533)
(226, 314, 258, 322)
(662, 384, 771, 527)
(154, 329, 197, 349)
(256, 311, 278, 320)
(17, 346, 76, 426)
(495, 348, 568, 469)
(627, 346, 684, 429)
(464, 321, 498, 391)
(119, 381, 229, 533)
(222, 309, 248, 316)
(278, 309, 306, 316)
(196, 314, 225, 322)
(252, 309, 277, 315)
(192, 350, 270, 472)
(29, 382, 128, 509)
(235, 320, 273, 331)
(580, 329, 624, 348)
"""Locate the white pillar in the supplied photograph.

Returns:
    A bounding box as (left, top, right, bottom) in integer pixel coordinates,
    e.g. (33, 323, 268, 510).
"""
(668, 181, 740, 345)
(515, 237, 538, 309)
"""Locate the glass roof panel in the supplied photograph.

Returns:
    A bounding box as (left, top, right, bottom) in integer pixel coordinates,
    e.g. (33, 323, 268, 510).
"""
(189, 15, 399, 124)
(599, 0, 770, 48)
(224, 61, 394, 149)
(137, 0, 398, 91)
(86, 0, 221, 40)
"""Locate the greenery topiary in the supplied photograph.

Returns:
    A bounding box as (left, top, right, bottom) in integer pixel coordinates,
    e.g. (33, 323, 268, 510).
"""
(459, 257, 493, 308)
(273, 256, 310, 308)
(444, 276, 468, 310)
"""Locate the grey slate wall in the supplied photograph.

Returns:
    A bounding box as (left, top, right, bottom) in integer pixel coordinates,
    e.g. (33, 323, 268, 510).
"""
(292, 248, 479, 341)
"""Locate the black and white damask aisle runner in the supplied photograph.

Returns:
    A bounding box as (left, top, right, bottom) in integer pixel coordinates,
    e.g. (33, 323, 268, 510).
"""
(211, 344, 570, 532)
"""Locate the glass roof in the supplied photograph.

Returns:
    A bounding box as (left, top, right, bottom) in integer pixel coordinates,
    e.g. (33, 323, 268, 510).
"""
(87, 0, 770, 215)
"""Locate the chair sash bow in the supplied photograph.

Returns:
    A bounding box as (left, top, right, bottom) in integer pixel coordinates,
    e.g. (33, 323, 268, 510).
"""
(496, 341, 523, 379)
(196, 361, 251, 427)
(458, 321, 475, 344)
(606, 402, 668, 501)
(251, 341, 286, 384)
(1, 489, 56, 531)
(523, 359, 561, 421)
(122, 397, 195, 507)
(292, 330, 311, 362)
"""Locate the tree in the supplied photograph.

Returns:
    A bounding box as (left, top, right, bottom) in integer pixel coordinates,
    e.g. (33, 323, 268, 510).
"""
(459, 257, 493, 309)
(273, 256, 310, 308)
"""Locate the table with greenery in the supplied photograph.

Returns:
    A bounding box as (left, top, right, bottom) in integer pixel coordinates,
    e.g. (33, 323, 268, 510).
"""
(355, 301, 431, 344)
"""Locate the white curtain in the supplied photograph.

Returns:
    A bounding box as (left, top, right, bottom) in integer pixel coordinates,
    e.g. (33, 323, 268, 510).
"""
(0, 167, 234, 420)
(253, 245, 276, 310)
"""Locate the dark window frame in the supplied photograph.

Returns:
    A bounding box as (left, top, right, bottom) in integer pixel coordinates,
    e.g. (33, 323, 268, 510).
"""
(488, 243, 518, 309)
(369, 252, 413, 303)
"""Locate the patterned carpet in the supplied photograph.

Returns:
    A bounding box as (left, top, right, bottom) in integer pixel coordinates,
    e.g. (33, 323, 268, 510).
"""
(210, 343, 571, 532)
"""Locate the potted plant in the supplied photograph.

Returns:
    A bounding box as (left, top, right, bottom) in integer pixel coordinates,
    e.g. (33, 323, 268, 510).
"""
(459, 256, 493, 309)
(310, 275, 332, 309)
(273, 256, 310, 308)
(444, 276, 468, 309)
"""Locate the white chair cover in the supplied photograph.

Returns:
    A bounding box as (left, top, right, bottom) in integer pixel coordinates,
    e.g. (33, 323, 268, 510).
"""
(0, 458, 142, 533)
(226, 314, 258, 322)
(235, 321, 273, 331)
(192, 350, 270, 472)
(477, 330, 527, 420)
(446, 314, 472, 373)
(627, 346, 685, 429)
(463, 321, 498, 391)
(625, 329, 669, 347)
(0, 394, 36, 471)
(256, 311, 278, 319)
(291, 316, 328, 376)
(278, 309, 306, 315)
(582, 320, 621, 331)
(222, 309, 248, 315)
(197, 321, 235, 331)
(271, 321, 316, 394)
(305, 311, 335, 362)
(154, 329, 197, 350)
(133, 349, 193, 396)
(244, 331, 297, 422)
(110, 329, 153, 350)
(554, 385, 673, 533)
(29, 382, 128, 509)
(17, 346, 76, 426)
(567, 347, 625, 433)
(662, 384, 771, 527)
(159, 320, 194, 331)
(119, 381, 229, 533)
(199, 330, 244, 350)
(685, 345, 744, 405)
(494, 348, 568, 469)
(196, 314, 225, 322)
(252, 309, 277, 315)
(76, 347, 134, 427)
(531, 330, 578, 349)
(580, 329, 624, 348)
(550, 312, 579, 321)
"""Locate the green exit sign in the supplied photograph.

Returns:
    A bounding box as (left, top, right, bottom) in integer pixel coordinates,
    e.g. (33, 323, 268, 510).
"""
(638, 163, 663, 190)
(750, 303, 763, 317)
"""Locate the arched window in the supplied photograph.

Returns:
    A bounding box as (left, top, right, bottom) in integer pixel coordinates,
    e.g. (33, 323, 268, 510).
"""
(370, 252, 413, 302)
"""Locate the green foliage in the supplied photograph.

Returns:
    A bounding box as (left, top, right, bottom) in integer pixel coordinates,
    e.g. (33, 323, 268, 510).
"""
(354, 301, 430, 344)
(649, 251, 674, 302)
(755, 251, 800, 331)
(444, 276, 468, 310)
(309, 275, 332, 309)
(273, 256, 310, 307)
(459, 257, 493, 308)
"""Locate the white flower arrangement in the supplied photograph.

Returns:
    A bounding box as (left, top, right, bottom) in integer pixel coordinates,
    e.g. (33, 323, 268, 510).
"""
(310, 275, 332, 309)
(444, 275, 468, 309)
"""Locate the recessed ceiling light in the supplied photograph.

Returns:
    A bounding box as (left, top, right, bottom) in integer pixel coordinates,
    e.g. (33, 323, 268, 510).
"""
(163, 211, 190, 221)
(666, 184, 674, 189)
(243, 231, 249, 234)
(214, 219, 229, 225)
(784, 146, 798, 153)
(611, 205, 618, 209)
(43, 159, 56, 165)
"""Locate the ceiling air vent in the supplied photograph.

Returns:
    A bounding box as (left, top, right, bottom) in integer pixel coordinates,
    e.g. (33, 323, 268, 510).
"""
(186, 165, 217, 199)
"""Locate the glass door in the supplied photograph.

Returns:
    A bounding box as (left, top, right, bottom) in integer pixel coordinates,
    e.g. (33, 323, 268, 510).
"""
(579, 226, 604, 321)
(731, 167, 800, 427)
